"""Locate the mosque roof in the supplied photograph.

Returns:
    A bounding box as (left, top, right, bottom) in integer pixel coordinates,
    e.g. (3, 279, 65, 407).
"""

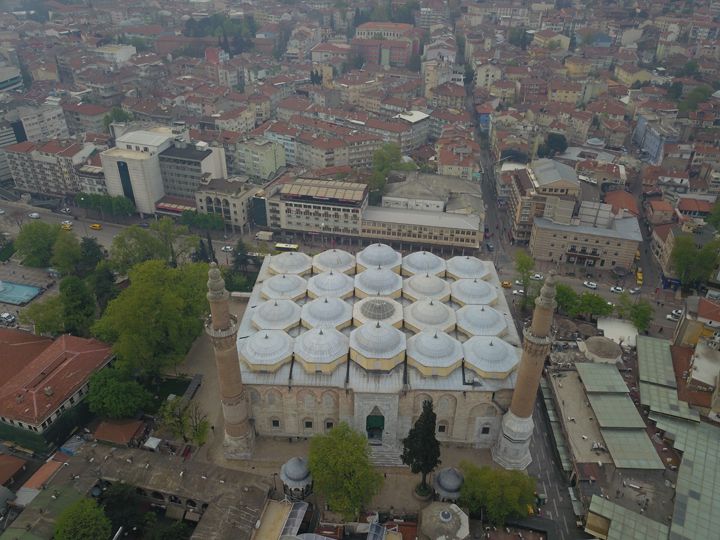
(239, 330, 294, 369)
(268, 251, 312, 275)
(404, 299, 456, 332)
(433, 467, 463, 500)
(251, 299, 301, 330)
(463, 336, 520, 378)
(300, 296, 352, 329)
(260, 274, 307, 300)
(312, 248, 356, 274)
(402, 251, 446, 276)
(353, 296, 404, 327)
(402, 273, 451, 301)
(356, 243, 402, 270)
(446, 255, 491, 280)
(280, 457, 312, 489)
(455, 305, 507, 337)
(407, 331, 463, 368)
(293, 327, 349, 365)
(450, 278, 498, 305)
(355, 267, 403, 296)
(350, 321, 406, 359)
(307, 270, 354, 298)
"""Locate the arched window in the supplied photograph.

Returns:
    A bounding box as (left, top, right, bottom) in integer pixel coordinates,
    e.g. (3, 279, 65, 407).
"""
(302, 418, 314, 431)
(270, 417, 281, 430)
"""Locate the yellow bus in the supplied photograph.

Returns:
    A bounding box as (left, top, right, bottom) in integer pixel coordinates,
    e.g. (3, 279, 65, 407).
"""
(275, 243, 299, 252)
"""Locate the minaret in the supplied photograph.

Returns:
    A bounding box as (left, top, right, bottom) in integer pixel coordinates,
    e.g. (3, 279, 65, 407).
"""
(492, 271, 557, 469)
(205, 262, 255, 459)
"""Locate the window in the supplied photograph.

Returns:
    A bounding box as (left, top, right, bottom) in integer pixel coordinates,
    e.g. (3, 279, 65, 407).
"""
(481, 426, 490, 434)
(438, 424, 447, 433)
(271, 419, 280, 429)
(304, 420, 313, 429)
(325, 421, 334, 430)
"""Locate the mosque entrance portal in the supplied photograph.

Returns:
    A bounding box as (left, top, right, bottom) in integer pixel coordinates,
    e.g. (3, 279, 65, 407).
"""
(366, 406, 384, 444)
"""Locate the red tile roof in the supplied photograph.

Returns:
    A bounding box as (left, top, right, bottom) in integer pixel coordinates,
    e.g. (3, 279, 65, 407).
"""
(94, 419, 145, 445)
(22, 460, 62, 490)
(697, 297, 720, 323)
(0, 329, 53, 385)
(0, 454, 26, 486)
(604, 190, 639, 216)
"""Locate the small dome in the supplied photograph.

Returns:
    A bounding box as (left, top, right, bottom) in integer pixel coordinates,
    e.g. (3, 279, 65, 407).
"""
(450, 278, 497, 306)
(280, 457, 312, 489)
(260, 273, 307, 300)
(355, 267, 402, 297)
(402, 251, 446, 276)
(403, 273, 451, 302)
(313, 249, 356, 274)
(268, 251, 312, 275)
(350, 321, 406, 359)
(361, 298, 396, 320)
(307, 270, 354, 299)
(407, 331, 463, 369)
(456, 305, 507, 337)
(251, 299, 301, 330)
(404, 299, 456, 333)
(301, 297, 352, 329)
(353, 296, 403, 328)
(294, 327, 349, 367)
(446, 255, 491, 280)
(356, 243, 401, 271)
(239, 330, 294, 371)
(463, 336, 520, 378)
(433, 467, 463, 501)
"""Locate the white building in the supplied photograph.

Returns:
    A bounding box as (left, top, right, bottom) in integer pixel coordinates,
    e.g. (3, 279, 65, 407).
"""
(10, 104, 69, 142)
(95, 44, 137, 65)
(100, 129, 173, 215)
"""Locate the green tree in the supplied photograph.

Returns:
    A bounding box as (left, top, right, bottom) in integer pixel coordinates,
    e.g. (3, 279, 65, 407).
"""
(158, 396, 189, 441)
(92, 261, 209, 376)
(572, 292, 613, 319)
(78, 237, 106, 277)
(671, 236, 720, 288)
(546, 133, 568, 154)
(222, 267, 252, 292)
(370, 143, 416, 198)
(667, 81, 684, 100)
(179, 210, 225, 232)
(103, 107, 133, 130)
(15, 221, 60, 267)
(150, 217, 197, 267)
(629, 299, 654, 332)
(89, 261, 119, 312)
(51, 231, 82, 275)
(87, 368, 152, 419)
(459, 461, 536, 525)
(109, 225, 166, 273)
(708, 200, 720, 230)
(54, 498, 111, 540)
(679, 85, 712, 112)
(308, 422, 383, 520)
(554, 284, 579, 315)
(232, 239, 250, 271)
(401, 399, 440, 494)
(508, 26, 530, 49)
(20, 295, 65, 336)
(59, 276, 96, 336)
(514, 251, 535, 309)
(100, 482, 146, 534)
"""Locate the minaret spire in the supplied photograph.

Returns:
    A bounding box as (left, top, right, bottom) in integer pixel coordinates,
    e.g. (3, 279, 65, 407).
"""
(205, 262, 255, 459)
(492, 271, 557, 469)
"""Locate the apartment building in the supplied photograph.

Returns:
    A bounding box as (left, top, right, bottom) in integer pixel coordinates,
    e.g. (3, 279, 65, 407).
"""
(265, 178, 368, 237)
(8, 104, 69, 142)
(0, 66, 23, 92)
(296, 132, 349, 170)
(5, 139, 96, 196)
(63, 102, 110, 135)
(0, 121, 18, 186)
(158, 142, 226, 200)
(530, 202, 643, 271)
(236, 138, 286, 181)
(195, 177, 260, 234)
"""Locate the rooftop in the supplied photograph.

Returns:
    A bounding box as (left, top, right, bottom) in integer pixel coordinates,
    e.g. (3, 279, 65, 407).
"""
(576, 362, 628, 393)
(534, 215, 643, 242)
(586, 496, 669, 540)
(637, 336, 677, 388)
(363, 206, 480, 231)
(159, 144, 212, 161)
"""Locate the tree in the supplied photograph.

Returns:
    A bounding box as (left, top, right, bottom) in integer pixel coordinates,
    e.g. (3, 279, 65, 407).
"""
(679, 85, 712, 113)
(459, 461, 536, 525)
(20, 295, 65, 336)
(572, 292, 613, 320)
(708, 200, 720, 230)
(546, 133, 568, 154)
(308, 422, 383, 520)
(667, 81, 684, 100)
(15, 221, 60, 267)
(78, 237, 106, 277)
(508, 26, 530, 49)
(514, 251, 535, 309)
(401, 400, 440, 495)
(222, 267, 252, 292)
(100, 483, 146, 534)
(158, 396, 189, 441)
(179, 210, 225, 232)
(629, 299, 654, 332)
(59, 276, 96, 336)
(192, 238, 210, 263)
(370, 143, 416, 199)
(145, 521, 191, 540)
(150, 217, 197, 268)
(187, 403, 210, 446)
(51, 231, 82, 275)
(103, 107, 133, 130)
(232, 239, 250, 271)
(206, 231, 217, 263)
(54, 499, 111, 540)
(87, 368, 152, 419)
(109, 225, 166, 273)
(671, 236, 720, 288)
(554, 284, 579, 315)
(92, 261, 209, 376)
(89, 261, 119, 312)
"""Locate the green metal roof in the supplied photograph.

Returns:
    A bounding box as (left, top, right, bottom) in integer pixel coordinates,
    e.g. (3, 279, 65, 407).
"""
(651, 415, 720, 540)
(601, 429, 665, 469)
(588, 394, 646, 428)
(636, 335, 677, 388)
(639, 382, 699, 423)
(576, 362, 628, 393)
(588, 496, 669, 540)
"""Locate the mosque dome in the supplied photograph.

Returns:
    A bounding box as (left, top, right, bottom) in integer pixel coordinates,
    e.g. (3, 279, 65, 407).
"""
(307, 270, 354, 299)
(251, 299, 301, 331)
(280, 457, 312, 489)
(354, 267, 402, 298)
(239, 330, 294, 372)
(433, 467, 463, 501)
(356, 243, 401, 271)
(403, 273, 451, 302)
(463, 336, 520, 379)
(450, 278, 498, 306)
(294, 328, 349, 372)
(402, 251, 446, 277)
(350, 321, 406, 360)
(446, 255, 491, 280)
(260, 273, 307, 301)
(313, 249, 356, 275)
(407, 331, 463, 372)
(353, 296, 403, 328)
(268, 251, 312, 275)
(301, 296, 352, 330)
(404, 299, 456, 333)
(455, 305, 507, 338)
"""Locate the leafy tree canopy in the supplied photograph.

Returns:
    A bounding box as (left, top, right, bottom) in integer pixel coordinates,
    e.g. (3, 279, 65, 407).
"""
(102, 107, 132, 130)
(51, 231, 82, 276)
(308, 422, 383, 520)
(15, 220, 60, 267)
(20, 295, 65, 336)
(54, 499, 111, 540)
(179, 210, 225, 232)
(109, 225, 167, 274)
(671, 235, 720, 289)
(87, 368, 152, 419)
(59, 275, 96, 336)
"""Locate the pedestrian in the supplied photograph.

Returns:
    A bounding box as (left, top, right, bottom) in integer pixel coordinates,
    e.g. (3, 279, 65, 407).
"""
(211, 425, 215, 432)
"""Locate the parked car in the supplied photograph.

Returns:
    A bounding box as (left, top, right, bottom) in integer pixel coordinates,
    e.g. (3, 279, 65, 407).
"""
(0, 312, 16, 325)
(0, 209, 5, 215)
(512, 289, 525, 296)
(610, 286, 624, 294)
(59, 207, 71, 214)
(671, 309, 683, 318)
(515, 279, 523, 286)
(485, 242, 495, 252)
(89, 223, 102, 230)
(28, 212, 40, 219)
(530, 273, 544, 281)
(139, 222, 150, 228)
(666, 313, 680, 321)
(220, 245, 233, 253)
(501, 280, 512, 289)
(583, 281, 598, 290)
(629, 287, 641, 295)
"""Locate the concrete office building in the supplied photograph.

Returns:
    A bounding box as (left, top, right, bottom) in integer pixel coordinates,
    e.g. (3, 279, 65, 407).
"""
(236, 138, 285, 181)
(195, 177, 260, 234)
(0, 121, 18, 186)
(159, 142, 226, 200)
(7, 104, 69, 142)
(0, 66, 23, 92)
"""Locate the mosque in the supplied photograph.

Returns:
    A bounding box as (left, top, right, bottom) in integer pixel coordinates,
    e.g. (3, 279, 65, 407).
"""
(205, 243, 556, 468)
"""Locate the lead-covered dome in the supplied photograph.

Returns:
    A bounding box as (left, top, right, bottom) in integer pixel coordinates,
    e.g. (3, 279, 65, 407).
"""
(350, 321, 406, 371)
(280, 457, 312, 490)
(402, 251, 446, 277)
(239, 330, 294, 372)
(446, 255, 491, 280)
(356, 243, 401, 272)
(407, 331, 463, 376)
(301, 296, 352, 330)
(463, 336, 520, 379)
(353, 296, 403, 328)
(268, 251, 312, 276)
(355, 267, 402, 298)
(313, 248, 356, 275)
(307, 270, 354, 299)
(450, 278, 498, 306)
(403, 273, 451, 302)
(260, 273, 308, 301)
(433, 467, 463, 501)
(404, 299, 456, 333)
(251, 299, 301, 331)
(293, 327, 349, 374)
(455, 305, 507, 338)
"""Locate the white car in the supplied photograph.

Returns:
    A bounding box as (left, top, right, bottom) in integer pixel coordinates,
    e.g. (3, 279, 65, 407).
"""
(61, 220, 73, 226)
(629, 287, 641, 295)
(610, 286, 624, 294)
(59, 207, 71, 214)
(220, 245, 234, 253)
(514, 279, 523, 286)
(666, 313, 680, 321)
(0, 209, 5, 215)
(0, 312, 16, 325)
(530, 273, 544, 281)
(28, 212, 40, 219)
(671, 309, 683, 318)
(583, 281, 598, 290)
(512, 289, 525, 296)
